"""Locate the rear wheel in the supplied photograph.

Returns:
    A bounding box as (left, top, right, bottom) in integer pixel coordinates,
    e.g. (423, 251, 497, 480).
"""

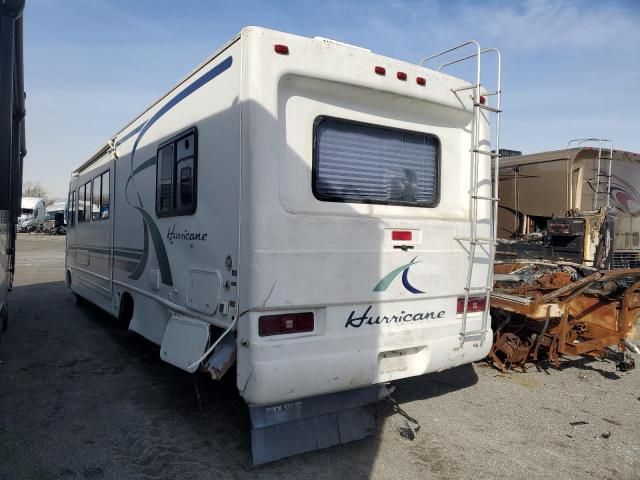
(117, 293, 134, 329)
(73, 293, 86, 306)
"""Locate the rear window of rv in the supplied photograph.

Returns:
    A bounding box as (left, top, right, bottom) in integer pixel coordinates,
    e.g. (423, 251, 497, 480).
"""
(313, 118, 440, 207)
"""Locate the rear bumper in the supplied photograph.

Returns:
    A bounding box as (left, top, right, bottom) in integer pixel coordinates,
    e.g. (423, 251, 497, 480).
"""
(239, 312, 492, 405)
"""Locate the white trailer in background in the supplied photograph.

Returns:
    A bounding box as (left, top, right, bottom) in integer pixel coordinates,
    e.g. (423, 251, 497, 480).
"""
(65, 27, 502, 463)
(18, 196, 45, 231)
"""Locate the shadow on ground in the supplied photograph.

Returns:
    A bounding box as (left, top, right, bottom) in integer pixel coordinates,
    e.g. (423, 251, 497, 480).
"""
(0, 280, 479, 480)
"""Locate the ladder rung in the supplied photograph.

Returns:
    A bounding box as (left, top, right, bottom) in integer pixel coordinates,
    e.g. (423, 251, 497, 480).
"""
(456, 237, 497, 246)
(452, 84, 479, 93)
(460, 331, 486, 339)
(475, 90, 500, 97)
(471, 149, 500, 158)
(472, 195, 500, 201)
(474, 103, 501, 113)
(465, 286, 492, 293)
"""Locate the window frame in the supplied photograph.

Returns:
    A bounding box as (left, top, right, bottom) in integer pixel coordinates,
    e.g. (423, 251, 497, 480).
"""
(100, 170, 110, 220)
(78, 181, 92, 223)
(92, 175, 102, 221)
(311, 116, 441, 208)
(90, 170, 110, 221)
(155, 127, 198, 217)
(67, 190, 75, 227)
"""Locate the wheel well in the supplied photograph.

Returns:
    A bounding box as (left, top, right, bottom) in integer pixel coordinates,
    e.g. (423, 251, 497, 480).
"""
(65, 269, 72, 287)
(118, 292, 134, 328)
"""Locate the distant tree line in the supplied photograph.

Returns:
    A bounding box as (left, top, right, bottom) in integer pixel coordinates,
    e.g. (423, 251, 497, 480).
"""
(22, 181, 54, 204)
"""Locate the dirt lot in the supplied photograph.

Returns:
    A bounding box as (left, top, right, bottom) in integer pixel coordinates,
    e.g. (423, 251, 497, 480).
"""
(1, 234, 639, 480)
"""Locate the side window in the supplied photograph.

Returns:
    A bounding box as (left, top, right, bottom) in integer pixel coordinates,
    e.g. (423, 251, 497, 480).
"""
(92, 176, 101, 221)
(67, 191, 75, 227)
(157, 144, 174, 214)
(91, 171, 111, 221)
(155, 128, 197, 216)
(78, 183, 86, 222)
(176, 133, 195, 213)
(101, 171, 110, 219)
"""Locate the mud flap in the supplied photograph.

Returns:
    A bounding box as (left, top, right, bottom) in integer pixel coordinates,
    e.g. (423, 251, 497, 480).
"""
(249, 384, 390, 465)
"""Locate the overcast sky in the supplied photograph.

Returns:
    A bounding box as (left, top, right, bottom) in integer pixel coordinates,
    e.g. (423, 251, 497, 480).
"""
(24, 0, 640, 198)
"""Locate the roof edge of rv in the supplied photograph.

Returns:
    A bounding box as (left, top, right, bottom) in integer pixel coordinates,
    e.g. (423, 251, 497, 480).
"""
(499, 146, 640, 167)
(15, 11, 26, 157)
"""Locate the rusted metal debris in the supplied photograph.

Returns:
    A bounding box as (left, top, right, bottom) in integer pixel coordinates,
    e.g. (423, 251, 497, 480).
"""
(489, 261, 640, 372)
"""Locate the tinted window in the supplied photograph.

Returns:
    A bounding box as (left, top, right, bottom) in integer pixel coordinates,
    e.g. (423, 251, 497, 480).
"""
(67, 191, 75, 227)
(101, 171, 110, 219)
(157, 144, 175, 214)
(78, 183, 89, 222)
(155, 129, 197, 216)
(313, 118, 439, 207)
(92, 176, 101, 220)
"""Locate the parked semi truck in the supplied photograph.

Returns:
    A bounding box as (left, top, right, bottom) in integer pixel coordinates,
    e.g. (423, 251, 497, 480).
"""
(0, 0, 26, 333)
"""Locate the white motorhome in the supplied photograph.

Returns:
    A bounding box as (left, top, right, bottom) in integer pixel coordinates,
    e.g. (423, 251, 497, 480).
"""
(66, 27, 502, 463)
(18, 196, 45, 231)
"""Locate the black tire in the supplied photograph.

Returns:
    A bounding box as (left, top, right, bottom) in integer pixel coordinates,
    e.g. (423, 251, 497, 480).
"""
(117, 293, 134, 329)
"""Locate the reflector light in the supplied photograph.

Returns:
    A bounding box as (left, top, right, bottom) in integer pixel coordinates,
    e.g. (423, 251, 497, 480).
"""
(457, 297, 487, 314)
(416, 77, 426, 86)
(274, 44, 289, 54)
(374, 66, 386, 75)
(396, 71, 407, 81)
(479, 96, 486, 105)
(259, 312, 314, 336)
(392, 230, 412, 241)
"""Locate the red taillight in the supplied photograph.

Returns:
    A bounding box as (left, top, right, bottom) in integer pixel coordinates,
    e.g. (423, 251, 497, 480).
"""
(274, 44, 289, 54)
(374, 66, 386, 75)
(457, 297, 487, 314)
(397, 71, 407, 81)
(416, 76, 426, 86)
(479, 95, 486, 105)
(392, 230, 412, 241)
(259, 312, 314, 336)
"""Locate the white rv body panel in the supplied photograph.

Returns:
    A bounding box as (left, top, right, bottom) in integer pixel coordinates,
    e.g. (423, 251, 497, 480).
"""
(237, 29, 491, 404)
(66, 28, 493, 408)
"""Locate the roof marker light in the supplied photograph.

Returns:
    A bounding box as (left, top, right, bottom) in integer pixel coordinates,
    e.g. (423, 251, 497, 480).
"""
(479, 95, 486, 105)
(274, 44, 289, 54)
(416, 77, 426, 86)
(374, 66, 386, 75)
(397, 71, 407, 81)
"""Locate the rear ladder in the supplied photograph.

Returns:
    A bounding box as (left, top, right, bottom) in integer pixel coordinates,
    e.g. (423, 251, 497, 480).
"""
(420, 41, 502, 345)
(567, 138, 613, 209)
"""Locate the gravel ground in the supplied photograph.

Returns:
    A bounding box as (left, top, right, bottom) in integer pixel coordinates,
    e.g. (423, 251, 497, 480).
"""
(1, 234, 639, 480)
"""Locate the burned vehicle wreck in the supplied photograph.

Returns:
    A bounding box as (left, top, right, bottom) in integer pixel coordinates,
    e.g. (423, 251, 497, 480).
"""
(489, 141, 640, 371)
(490, 260, 639, 371)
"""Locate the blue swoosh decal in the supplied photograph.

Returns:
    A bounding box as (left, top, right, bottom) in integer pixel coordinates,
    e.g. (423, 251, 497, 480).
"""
(125, 56, 233, 286)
